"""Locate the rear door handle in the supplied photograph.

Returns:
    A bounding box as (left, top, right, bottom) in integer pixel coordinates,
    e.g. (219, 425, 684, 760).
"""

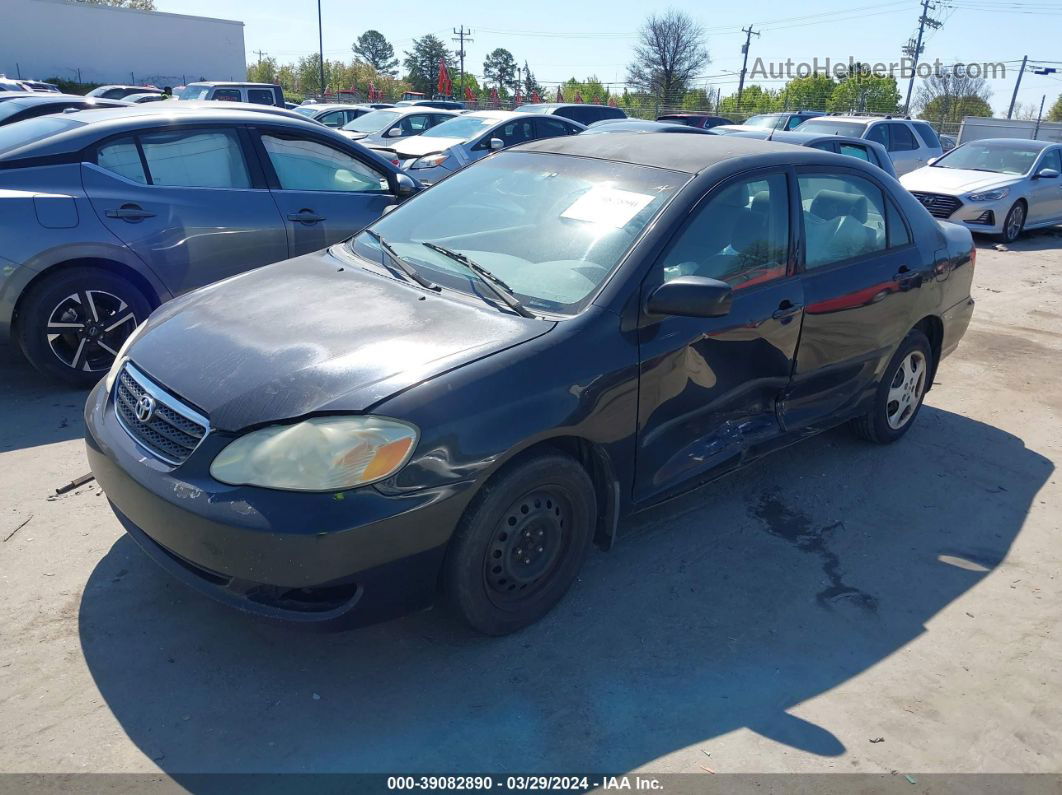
(772, 300, 804, 320)
(287, 210, 326, 224)
(104, 205, 155, 221)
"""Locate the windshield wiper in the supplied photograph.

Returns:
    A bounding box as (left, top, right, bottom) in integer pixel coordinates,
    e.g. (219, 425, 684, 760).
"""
(421, 242, 535, 318)
(363, 229, 438, 291)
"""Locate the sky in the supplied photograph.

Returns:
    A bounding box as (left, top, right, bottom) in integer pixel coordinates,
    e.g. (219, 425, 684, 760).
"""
(161, 0, 1062, 115)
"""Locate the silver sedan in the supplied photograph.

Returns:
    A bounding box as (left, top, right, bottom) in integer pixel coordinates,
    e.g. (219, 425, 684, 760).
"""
(900, 138, 1062, 242)
(370, 111, 585, 185)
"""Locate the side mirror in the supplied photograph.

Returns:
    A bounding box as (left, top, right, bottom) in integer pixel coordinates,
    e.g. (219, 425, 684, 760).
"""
(1035, 167, 1060, 179)
(386, 127, 403, 138)
(926, 156, 939, 166)
(395, 172, 417, 198)
(646, 276, 732, 318)
(489, 137, 504, 151)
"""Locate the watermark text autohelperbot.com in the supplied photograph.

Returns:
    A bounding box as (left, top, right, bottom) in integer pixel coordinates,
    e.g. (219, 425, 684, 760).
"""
(748, 57, 1007, 80)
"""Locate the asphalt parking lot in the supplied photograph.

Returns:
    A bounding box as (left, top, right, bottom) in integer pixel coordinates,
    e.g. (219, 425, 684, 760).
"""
(1, 230, 1060, 777)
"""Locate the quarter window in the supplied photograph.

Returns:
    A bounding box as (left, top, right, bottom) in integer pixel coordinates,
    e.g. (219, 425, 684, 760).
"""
(838, 143, 871, 162)
(212, 88, 242, 102)
(799, 174, 887, 269)
(140, 129, 250, 188)
(886, 200, 911, 247)
(262, 135, 388, 193)
(661, 173, 790, 289)
(97, 137, 147, 184)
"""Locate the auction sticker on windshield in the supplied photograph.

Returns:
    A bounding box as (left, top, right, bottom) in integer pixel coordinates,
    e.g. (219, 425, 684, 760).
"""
(561, 187, 655, 228)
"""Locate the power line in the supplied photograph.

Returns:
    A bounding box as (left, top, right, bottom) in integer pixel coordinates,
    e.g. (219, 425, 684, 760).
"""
(453, 26, 473, 93)
(902, 0, 943, 115)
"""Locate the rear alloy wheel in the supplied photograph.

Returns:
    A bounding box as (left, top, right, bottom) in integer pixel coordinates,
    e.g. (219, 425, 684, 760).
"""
(17, 268, 150, 387)
(999, 201, 1025, 244)
(851, 329, 933, 444)
(444, 453, 596, 635)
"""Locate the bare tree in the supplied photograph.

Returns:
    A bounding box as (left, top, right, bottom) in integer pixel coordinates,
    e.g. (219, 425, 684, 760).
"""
(74, 0, 157, 9)
(913, 65, 992, 118)
(626, 9, 709, 107)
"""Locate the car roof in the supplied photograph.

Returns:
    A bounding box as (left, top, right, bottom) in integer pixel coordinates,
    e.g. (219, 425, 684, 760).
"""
(373, 105, 459, 117)
(584, 119, 714, 134)
(0, 105, 329, 160)
(0, 93, 130, 107)
(515, 102, 614, 111)
(305, 103, 371, 113)
(516, 131, 848, 174)
(92, 85, 160, 92)
(962, 137, 1054, 150)
(184, 81, 278, 87)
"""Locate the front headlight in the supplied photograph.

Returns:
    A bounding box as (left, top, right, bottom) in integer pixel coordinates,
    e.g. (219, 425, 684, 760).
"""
(209, 416, 418, 492)
(104, 321, 147, 393)
(411, 153, 449, 169)
(967, 187, 1009, 202)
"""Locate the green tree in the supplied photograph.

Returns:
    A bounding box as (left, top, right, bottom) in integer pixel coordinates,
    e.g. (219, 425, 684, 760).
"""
(681, 88, 710, 111)
(352, 30, 398, 76)
(74, 0, 156, 9)
(919, 94, 993, 126)
(247, 56, 278, 84)
(1049, 94, 1062, 122)
(718, 84, 776, 116)
(522, 61, 544, 99)
(829, 74, 901, 114)
(403, 35, 453, 96)
(913, 67, 991, 119)
(482, 48, 517, 91)
(626, 10, 709, 108)
(296, 53, 327, 96)
(778, 74, 835, 111)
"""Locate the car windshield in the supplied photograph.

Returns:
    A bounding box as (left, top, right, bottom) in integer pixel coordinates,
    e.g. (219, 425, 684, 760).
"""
(294, 106, 317, 117)
(421, 115, 495, 139)
(932, 141, 1043, 175)
(0, 116, 83, 154)
(342, 110, 400, 132)
(743, 114, 783, 129)
(347, 151, 687, 315)
(177, 85, 210, 101)
(797, 119, 869, 136)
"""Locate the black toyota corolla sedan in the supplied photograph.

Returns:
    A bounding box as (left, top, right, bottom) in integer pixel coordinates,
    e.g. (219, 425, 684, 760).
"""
(85, 135, 975, 635)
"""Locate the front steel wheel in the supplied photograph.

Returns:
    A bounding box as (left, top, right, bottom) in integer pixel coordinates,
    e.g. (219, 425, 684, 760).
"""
(444, 453, 596, 635)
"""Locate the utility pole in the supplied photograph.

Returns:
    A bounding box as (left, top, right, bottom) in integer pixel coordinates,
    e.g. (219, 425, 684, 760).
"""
(1033, 93, 1046, 139)
(1007, 55, 1029, 119)
(736, 26, 760, 113)
(316, 0, 325, 99)
(253, 49, 268, 64)
(902, 0, 942, 115)
(453, 26, 473, 97)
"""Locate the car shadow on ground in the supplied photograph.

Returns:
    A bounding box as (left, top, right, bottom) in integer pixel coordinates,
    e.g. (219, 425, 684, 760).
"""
(0, 348, 90, 453)
(77, 405, 1051, 775)
(974, 226, 1062, 253)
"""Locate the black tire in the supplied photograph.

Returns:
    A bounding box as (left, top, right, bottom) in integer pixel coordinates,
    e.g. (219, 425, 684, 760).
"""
(443, 452, 597, 635)
(851, 329, 933, 444)
(16, 267, 150, 387)
(998, 200, 1026, 244)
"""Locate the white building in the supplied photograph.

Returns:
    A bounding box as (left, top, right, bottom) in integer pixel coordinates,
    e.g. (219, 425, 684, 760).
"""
(4, 0, 246, 87)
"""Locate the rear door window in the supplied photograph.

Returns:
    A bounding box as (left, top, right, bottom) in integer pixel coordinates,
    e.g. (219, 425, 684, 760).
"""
(140, 129, 251, 188)
(838, 142, 871, 162)
(887, 123, 917, 152)
(535, 117, 576, 138)
(798, 174, 887, 269)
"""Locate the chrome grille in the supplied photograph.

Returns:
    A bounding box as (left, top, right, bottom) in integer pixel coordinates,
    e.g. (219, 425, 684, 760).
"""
(114, 364, 209, 465)
(910, 191, 963, 219)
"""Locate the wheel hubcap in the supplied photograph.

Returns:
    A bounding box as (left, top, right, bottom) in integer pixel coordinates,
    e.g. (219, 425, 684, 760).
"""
(1007, 206, 1024, 239)
(484, 488, 571, 602)
(885, 350, 927, 430)
(46, 290, 137, 372)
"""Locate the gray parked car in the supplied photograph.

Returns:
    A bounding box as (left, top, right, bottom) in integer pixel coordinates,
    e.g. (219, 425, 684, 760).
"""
(0, 107, 419, 384)
(795, 116, 943, 176)
(377, 110, 584, 184)
(87, 85, 163, 100)
(293, 103, 383, 128)
(336, 106, 457, 148)
(0, 94, 131, 126)
(712, 128, 897, 177)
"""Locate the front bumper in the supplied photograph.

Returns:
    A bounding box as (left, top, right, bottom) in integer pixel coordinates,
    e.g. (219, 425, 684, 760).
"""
(919, 192, 1010, 234)
(84, 380, 476, 627)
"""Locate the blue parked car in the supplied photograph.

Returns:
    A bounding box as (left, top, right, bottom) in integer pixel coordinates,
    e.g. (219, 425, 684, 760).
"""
(0, 105, 419, 384)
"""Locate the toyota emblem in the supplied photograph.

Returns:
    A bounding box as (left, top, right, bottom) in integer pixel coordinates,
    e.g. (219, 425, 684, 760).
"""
(135, 394, 156, 423)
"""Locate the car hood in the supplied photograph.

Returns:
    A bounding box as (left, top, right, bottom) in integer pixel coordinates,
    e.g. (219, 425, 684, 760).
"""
(389, 136, 465, 157)
(900, 167, 1019, 195)
(127, 249, 553, 432)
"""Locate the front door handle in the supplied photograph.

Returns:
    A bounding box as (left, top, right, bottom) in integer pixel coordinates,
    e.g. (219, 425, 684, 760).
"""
(287, 210, 326, 224)
(772, 300, 804, 321)
(104, 205, 155, 221)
